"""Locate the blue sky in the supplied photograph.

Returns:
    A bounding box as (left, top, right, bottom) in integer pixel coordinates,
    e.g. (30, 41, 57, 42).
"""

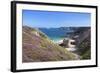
(22, 10, 91, 28)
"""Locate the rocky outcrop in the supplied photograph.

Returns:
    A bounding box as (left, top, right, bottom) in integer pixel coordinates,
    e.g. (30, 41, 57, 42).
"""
(59, 38, 76, 48)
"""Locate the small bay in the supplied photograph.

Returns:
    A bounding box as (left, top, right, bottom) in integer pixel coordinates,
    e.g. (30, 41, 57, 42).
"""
(39, 27, 73, 43)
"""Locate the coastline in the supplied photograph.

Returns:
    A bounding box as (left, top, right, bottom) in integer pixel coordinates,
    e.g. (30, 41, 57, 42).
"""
(53, 38, 77, 52)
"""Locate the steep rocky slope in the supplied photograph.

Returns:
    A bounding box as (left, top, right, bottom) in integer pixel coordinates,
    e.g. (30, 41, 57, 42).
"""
(22, 26, 77, 62)
(71, 27, 91, 59)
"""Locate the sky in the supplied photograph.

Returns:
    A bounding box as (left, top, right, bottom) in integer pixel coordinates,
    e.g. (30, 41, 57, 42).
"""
(22, 10, 91, 28)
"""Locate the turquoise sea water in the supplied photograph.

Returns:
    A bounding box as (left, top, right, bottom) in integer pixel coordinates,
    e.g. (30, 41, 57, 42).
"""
(49, 37, 64, 43)
(39, 28, 72, 43)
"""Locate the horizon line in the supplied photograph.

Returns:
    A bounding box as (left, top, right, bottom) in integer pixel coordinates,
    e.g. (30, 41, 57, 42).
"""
(23, 25, 91, 28)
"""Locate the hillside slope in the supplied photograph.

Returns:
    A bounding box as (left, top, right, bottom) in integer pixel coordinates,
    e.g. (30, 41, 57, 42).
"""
(77, 29, 91, 59)
(22, 26, 77, 62)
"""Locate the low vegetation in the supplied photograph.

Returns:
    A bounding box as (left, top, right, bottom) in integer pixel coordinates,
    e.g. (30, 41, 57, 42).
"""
(22, 26, 78, 62)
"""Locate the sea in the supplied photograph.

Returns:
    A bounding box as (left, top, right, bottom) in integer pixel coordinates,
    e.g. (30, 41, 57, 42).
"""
(39, 27, 73, 43)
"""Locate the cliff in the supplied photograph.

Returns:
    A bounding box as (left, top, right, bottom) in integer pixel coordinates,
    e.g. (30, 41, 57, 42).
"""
(71, 27, 91, 59)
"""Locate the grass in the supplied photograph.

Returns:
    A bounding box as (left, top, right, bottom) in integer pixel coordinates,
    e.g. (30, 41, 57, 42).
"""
(81, 49, 91, 59)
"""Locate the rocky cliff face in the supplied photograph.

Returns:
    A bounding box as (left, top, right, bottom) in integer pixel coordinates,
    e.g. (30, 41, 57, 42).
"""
(22, 26, 78, 62)
(71, 27, 91, 59)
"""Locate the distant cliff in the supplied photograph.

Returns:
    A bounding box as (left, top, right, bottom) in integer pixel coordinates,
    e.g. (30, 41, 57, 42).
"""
(22, 26, 78, 62)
